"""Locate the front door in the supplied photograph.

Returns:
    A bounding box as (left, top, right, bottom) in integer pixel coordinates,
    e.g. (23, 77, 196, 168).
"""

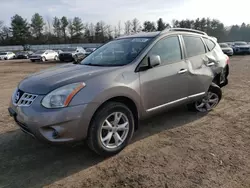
(139, 35, 190, 112)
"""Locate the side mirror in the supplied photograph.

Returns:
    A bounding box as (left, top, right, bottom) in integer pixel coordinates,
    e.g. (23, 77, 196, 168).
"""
(148, 55, 161, 68)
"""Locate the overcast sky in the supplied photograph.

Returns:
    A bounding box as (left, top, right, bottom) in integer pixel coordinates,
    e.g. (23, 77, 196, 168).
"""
(1, 0, 250, 27)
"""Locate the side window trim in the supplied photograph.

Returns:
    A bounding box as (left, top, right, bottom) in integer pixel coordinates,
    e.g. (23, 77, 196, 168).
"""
(135, 34, 183, 72)
(203, 37, 216, 51)
(150, 35, 183, 64)
(200, 37, 209, 53)
(182, 35, 207, 58)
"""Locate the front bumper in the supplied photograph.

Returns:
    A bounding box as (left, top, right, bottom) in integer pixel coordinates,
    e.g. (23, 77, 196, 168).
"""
(223, 50, 233, 56)
(59, 54, 74, 61)
(8, 95, 98, 143)
(234, 48, 250, 54)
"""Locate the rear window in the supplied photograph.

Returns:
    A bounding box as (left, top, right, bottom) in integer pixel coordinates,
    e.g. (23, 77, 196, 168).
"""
(204, 38, 216, 51)
(183, 36, 206, 57)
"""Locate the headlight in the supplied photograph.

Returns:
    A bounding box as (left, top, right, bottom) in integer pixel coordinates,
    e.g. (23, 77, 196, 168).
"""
(42, 82, 85, 108)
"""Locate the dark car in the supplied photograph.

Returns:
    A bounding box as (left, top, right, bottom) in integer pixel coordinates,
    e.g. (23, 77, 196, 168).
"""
(15, 51, 33, 59)
(59, 47, 86, 63)
(232, 41, 250, 54)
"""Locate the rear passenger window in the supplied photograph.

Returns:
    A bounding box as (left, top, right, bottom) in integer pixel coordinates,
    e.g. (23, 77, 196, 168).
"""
(203, 38, 216, 51)
(183, 36, 206, 57)
(149, 36, 182, 64)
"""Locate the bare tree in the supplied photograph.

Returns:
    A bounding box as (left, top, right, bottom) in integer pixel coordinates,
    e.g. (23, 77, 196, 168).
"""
(114, 26, 118, 38)
(131, 18, 141, 33)
(124, 20, 132, 35)
(106, 25, 113, 39)
(117, 21, 122, 36)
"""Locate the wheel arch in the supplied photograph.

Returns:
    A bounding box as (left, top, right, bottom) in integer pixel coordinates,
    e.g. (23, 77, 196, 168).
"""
(88, 96, 139, 136)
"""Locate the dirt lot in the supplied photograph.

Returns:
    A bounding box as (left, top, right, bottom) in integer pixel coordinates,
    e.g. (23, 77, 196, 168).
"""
(0, 56, 250, 188)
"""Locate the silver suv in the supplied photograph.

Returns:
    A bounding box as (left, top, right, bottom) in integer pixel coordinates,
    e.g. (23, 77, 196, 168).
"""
(8, 28, 229, 156)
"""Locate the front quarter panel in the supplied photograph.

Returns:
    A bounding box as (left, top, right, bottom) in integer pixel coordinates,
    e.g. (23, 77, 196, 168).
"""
(69, 67, 142, 117)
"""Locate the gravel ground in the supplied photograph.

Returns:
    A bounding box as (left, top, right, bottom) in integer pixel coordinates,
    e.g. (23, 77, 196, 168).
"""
(0, 56, 250, 188)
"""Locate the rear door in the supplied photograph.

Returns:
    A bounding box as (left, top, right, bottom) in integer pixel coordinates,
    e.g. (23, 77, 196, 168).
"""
(181, 35, 214, 97)
(139, 35, 190, 112)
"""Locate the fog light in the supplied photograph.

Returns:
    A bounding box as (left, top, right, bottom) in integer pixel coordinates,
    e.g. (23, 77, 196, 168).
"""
(52, 130, 59, 139)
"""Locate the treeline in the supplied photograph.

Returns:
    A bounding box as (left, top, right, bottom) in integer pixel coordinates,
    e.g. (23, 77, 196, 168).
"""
(0, 13, 250, 46)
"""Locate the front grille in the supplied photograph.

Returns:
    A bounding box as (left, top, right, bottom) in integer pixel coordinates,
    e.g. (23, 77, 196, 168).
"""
(14, 90, 38, 107)
(59, 53, 73, 59)
(240, 48, 249, 50)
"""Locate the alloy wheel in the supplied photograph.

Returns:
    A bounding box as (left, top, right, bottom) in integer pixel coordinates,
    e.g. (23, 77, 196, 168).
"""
(100, 112, 129, 149)
(195, 92, 219, 112)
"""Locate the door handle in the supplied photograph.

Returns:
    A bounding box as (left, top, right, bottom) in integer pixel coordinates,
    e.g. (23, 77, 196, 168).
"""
(207, 62, 215, 67)
(178, 69, 188, 74)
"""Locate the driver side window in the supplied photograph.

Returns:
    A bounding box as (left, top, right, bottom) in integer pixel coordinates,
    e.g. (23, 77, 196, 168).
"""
(149, 36, 182, 65)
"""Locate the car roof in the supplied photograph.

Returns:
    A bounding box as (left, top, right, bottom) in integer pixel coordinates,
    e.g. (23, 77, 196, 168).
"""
(117, 31, 161, 39)
(117, 28, 210, 40)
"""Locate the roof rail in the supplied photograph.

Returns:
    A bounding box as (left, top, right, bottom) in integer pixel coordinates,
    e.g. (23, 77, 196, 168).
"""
(161, 28, 208, 36)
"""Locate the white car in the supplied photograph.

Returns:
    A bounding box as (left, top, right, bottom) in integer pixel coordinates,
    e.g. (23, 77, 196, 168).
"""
(29, 50, 59, 62)
(0, 52, 16, 60)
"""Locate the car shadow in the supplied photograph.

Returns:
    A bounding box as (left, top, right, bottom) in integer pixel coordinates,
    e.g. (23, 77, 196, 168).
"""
(0, 106, 206, 188)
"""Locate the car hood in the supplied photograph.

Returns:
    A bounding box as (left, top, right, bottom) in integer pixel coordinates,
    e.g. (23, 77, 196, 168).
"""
(60, 51, 75, 54)
(31, 53, 43, 56)
(234, 45, 250, 48)
(18, 63, 118, 94)
(221, 47, 233, 51)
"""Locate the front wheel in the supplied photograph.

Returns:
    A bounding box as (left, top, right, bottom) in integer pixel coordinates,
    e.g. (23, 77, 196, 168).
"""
(87, 102, 135, 156)
(188, 83, 222, 112)
(54, 55, 58, 61)
(41, 56, 46, 62)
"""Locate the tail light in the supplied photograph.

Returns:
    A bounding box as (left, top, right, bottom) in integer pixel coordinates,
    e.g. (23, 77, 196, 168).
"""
(226, 56, 230, 64)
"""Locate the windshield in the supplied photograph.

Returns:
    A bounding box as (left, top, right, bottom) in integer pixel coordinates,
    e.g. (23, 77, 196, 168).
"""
(235, 42, 247, 46)
(219, 43, 229, 48)
(81, 38, 152, 66)
(0, 52, 7, 55)
(35, 50, 45, 54)
(17, 51, 27, 55)
(61, 48, 77, 52)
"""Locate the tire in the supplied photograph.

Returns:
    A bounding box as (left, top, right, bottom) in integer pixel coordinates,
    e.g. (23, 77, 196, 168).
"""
(41, 56, 46, 62)
(31, 60, 35, 62)
(54, 55, 58, 61)
(87, 102, 135, 156)
(187, 83, 222, 112)
(73, 55, 78, 63)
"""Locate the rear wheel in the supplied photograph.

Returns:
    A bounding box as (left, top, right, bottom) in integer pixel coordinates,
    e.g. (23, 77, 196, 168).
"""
(31, 60, 35, 62)
(87, 102, 135, 156)
(188, 83, 222, 112)
(54, 55, 58, 61)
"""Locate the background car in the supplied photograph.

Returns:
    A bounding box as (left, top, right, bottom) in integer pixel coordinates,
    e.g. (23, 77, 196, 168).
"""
(53, 49, 63, 55)
(226, 42, 234, 48)
(219, 43, 233, 56)
(29, 50, 59, 62)
(59, 47, 86, 62)
(85, 48, 96, 56)
(0, 52, 16, 60)
(232, 41, 250, 54)
(15, 51, 33, 59)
